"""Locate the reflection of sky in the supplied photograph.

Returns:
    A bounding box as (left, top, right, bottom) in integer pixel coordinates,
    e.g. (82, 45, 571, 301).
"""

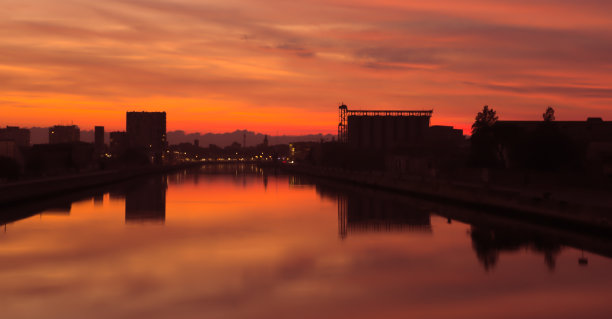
(0, 172, 611, 318)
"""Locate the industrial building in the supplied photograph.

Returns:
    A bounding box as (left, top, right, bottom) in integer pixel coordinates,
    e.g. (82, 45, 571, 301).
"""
(49, 125, 80, 144)
(126, 111, 167, 164)
(338, 104, 433, 149)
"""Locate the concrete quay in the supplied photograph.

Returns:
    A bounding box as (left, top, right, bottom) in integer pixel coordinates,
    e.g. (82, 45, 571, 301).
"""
(0, 163, 202, 207)
(283, 164, 612, 234)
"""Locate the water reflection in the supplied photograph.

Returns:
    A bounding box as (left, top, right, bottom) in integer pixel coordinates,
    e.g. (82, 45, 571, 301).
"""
(0, 165, 612, 318)
(314, 184, 432, 239)
(1, 166, 610, 272)
(291, 175, 610, 270)
(470, 226, 562, 271)
(125, 176, 167, 224)
(42, 203, 71, 215)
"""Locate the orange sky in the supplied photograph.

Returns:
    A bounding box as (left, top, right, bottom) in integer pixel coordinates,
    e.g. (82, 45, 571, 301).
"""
(2, 0, 612, 135)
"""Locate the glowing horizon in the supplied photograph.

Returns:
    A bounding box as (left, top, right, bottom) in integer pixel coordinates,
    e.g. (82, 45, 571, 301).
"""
(2, 0, 612, 135)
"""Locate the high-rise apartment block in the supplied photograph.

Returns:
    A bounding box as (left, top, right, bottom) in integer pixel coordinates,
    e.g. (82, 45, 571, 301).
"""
(49, 125, 80, 144)
(94, 126, 105, 154)
(126, 111, 167, 163)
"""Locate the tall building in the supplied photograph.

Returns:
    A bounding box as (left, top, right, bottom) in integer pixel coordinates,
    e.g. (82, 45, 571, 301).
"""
(338, 104, 432, 149)
(0, 126, 30, 147)
(109, 131, 128, 157)
(94, 126, 105, 154)
(49, 125, 80, 144)
(126, 111, 167, 163)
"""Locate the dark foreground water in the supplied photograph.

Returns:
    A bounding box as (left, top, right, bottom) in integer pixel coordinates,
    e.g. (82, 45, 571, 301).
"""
(1, 165, 611, 319)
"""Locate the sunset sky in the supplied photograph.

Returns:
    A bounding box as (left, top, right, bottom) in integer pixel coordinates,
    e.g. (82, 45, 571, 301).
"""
(2, 0, 612, 135)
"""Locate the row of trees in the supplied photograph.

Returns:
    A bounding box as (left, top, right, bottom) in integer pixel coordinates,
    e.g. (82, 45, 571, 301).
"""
(470, 105, 583, 171)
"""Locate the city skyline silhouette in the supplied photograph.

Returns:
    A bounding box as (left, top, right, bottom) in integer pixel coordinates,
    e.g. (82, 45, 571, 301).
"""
(2, 1, 612, 318)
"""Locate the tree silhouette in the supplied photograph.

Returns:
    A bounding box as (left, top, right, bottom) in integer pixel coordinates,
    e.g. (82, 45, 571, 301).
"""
(543, 106, 555, 122)
(471, 105, 498, 135)
(470, 105, 500, 167)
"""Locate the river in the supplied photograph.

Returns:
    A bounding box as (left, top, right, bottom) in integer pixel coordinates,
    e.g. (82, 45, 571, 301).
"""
(0, 164, 611, 319)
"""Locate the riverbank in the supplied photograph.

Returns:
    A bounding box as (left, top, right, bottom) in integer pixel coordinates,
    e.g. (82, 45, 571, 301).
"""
(0, 162, 203, 207)
(282, 164, 612, 234)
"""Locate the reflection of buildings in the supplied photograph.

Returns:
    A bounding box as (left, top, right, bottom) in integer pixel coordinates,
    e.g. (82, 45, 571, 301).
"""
(125, 175, 167, 223)
(166, 164, 268, 189)
(43, 203, 72, 215)
(470, 226, 562, 271)
(93, 194, 104, 206)
(295, 177, 432, 239)
(197, 163, 262, 175)
(338, 194, 431, 239)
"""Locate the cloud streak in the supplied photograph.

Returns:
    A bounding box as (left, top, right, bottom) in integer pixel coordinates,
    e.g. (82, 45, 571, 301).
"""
(1, 0, 612, 133)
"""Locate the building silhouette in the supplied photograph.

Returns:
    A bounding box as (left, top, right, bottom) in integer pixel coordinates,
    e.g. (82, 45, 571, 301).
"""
(427, 125, 465, 145)
(0, 126, 30, 147)
(109, 131, 128, 157)
(338, 104, 433, 149)
(494, 117, 612, 172)
(26, 142, 94, 174)
(0, 126, 30, 167)
(0, 140, 20, 161)
(496, 117, 612, 141)
(49, 125, 80, 144)
(94, 126, 105, 154)
(126, 111, 167, 164)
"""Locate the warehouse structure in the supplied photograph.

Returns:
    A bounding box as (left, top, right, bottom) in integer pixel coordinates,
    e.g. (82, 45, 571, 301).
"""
(338, 104, 433, 149)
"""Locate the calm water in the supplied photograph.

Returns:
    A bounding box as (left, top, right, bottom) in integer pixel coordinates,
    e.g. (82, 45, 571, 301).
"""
(1, 165, 611, 319)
